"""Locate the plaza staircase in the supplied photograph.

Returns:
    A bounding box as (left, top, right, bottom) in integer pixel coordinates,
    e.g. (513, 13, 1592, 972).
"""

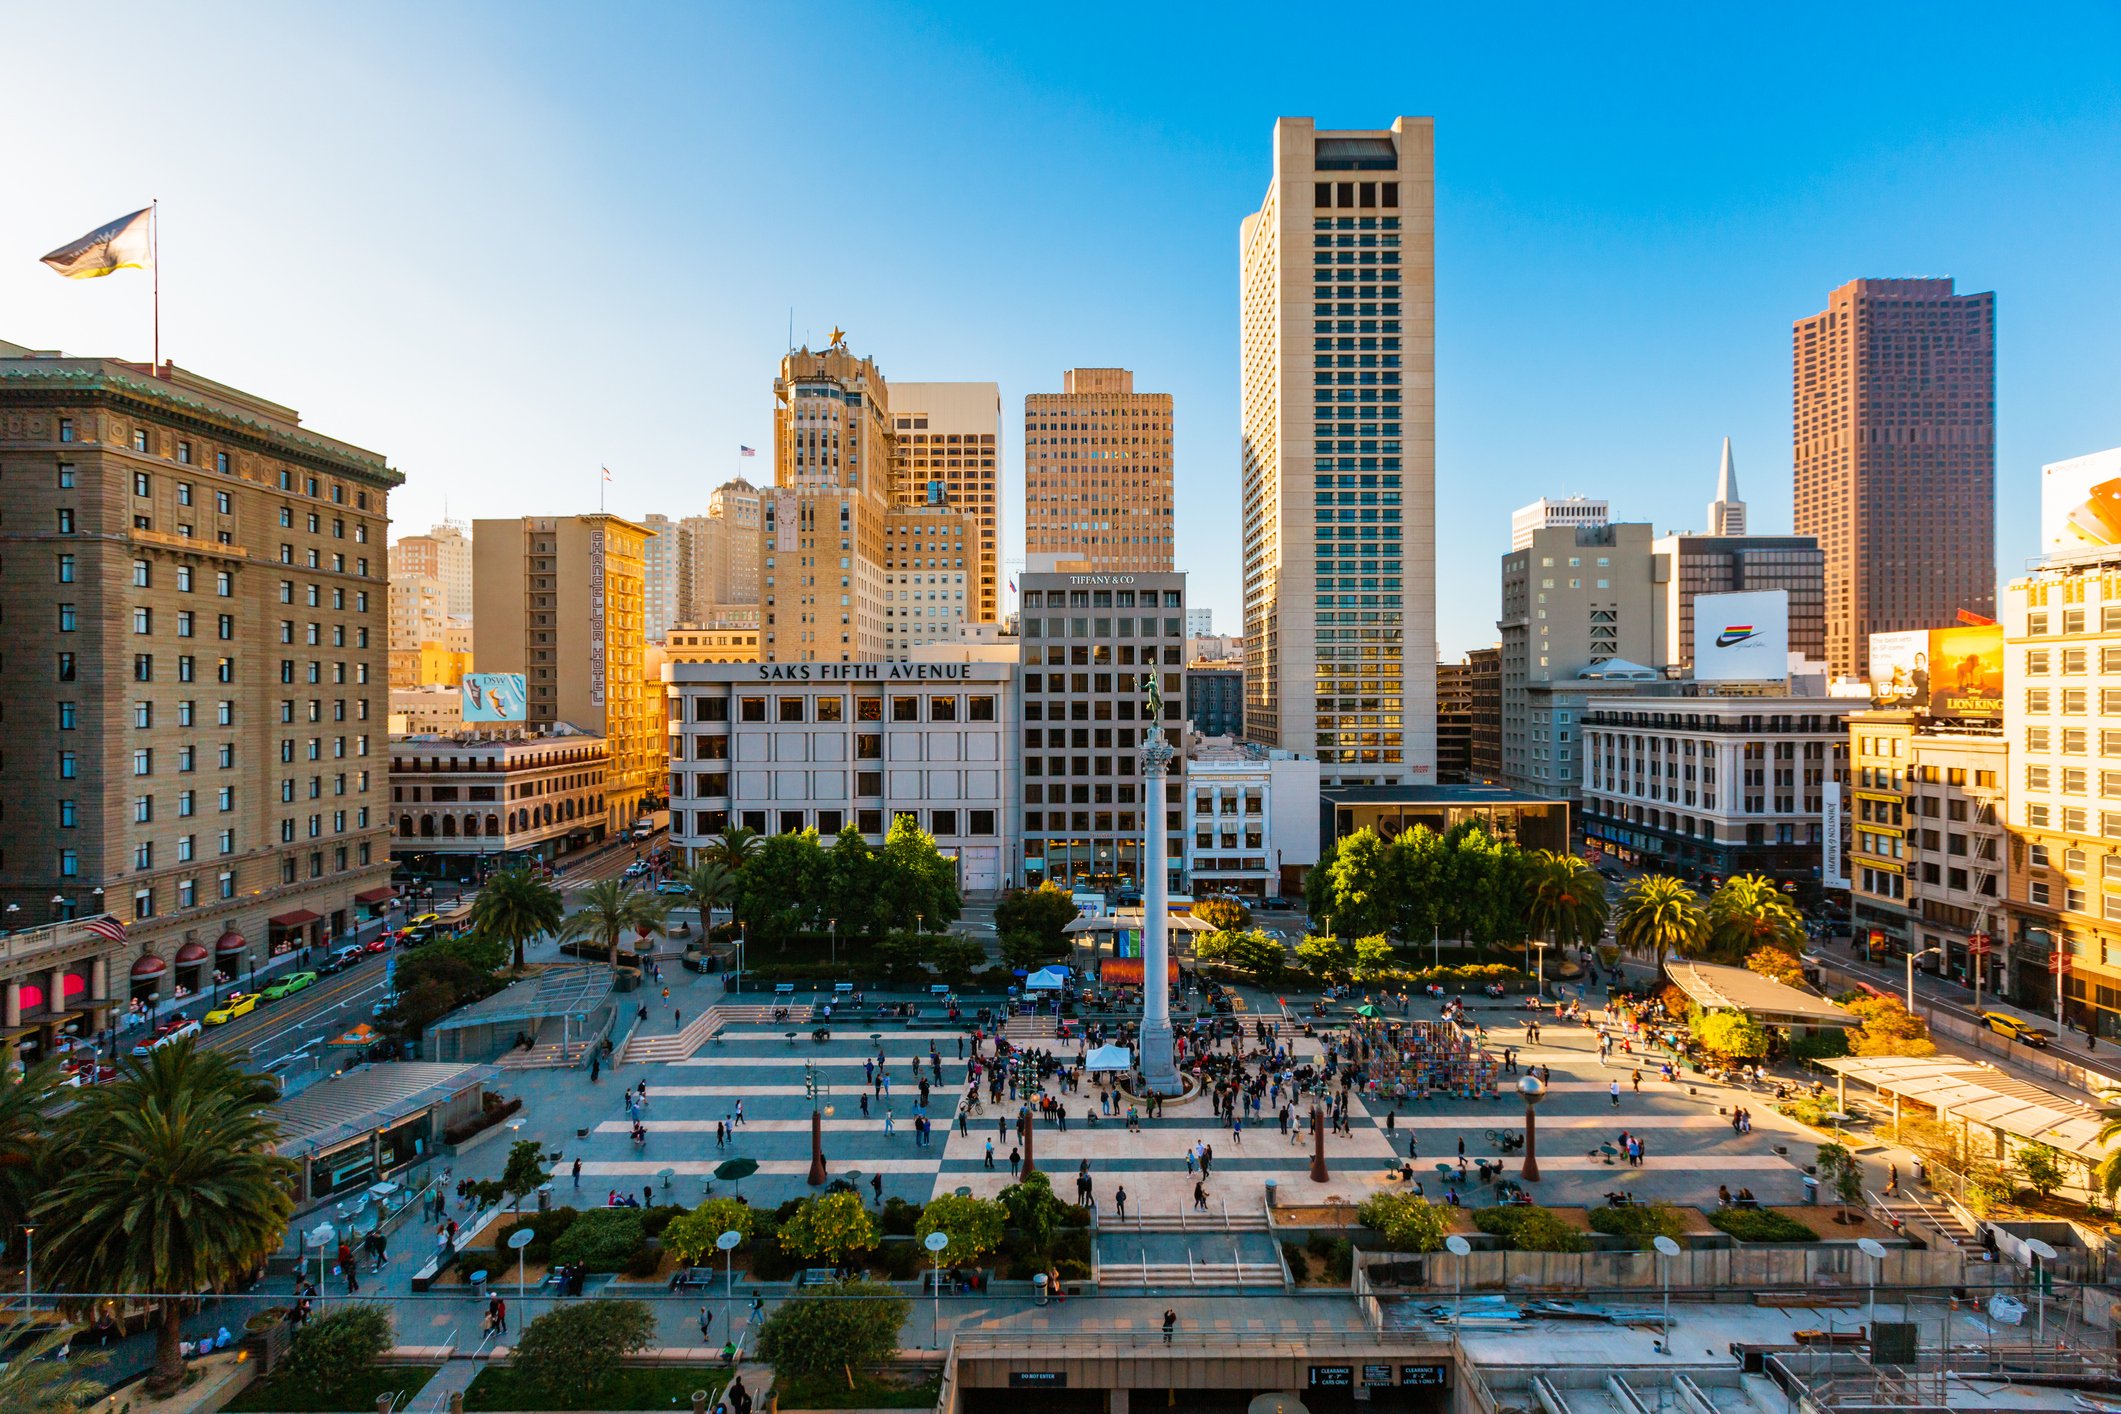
(1871, 1189, 1982, 1253)
(620, 1009, 727, 1064)
(716, 1002, 812, 1026)
(1004, 1015, 1060, 1041)
(1111, 1207, 1271, 1233)
(1096, 1253, 1285, 1288)
(495, 1019, 596, 1070)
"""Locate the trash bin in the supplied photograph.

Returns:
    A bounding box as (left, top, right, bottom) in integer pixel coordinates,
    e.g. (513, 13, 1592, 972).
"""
(1033, 1272, 1049, 1307)
(1802, 1174, 1819, 1206)
(471, 1269, 489, 1299)
(537, 1182, 553, 1213)
(1264, 1178, 1278, 1207)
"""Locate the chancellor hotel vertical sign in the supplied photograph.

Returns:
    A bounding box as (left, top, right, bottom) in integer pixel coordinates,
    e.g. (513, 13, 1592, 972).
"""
(588, 527, 607, 707)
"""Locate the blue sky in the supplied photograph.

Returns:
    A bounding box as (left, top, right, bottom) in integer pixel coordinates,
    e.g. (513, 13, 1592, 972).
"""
(4, 3, 2117, 654)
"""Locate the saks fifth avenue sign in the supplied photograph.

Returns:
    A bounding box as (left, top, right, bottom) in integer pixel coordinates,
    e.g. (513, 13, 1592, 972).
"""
(755, 662, 970, 681)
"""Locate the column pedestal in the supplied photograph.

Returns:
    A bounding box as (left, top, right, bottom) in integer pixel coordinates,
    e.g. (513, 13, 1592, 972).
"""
(1138, 730, 1179, 1094)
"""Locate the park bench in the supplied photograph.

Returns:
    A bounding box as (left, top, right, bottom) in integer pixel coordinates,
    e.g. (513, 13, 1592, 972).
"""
(669, 1266, 718, 1290)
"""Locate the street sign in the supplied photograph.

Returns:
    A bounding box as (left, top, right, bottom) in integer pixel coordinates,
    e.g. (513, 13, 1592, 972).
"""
(2050, 950, 2072, 972)
(1968, 932, 1994, 956)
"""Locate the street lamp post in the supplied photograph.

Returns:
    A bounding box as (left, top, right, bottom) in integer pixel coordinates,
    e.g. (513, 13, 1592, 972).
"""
(716, 1229, 743, 1348)
(1519, 1075, 1547, 1182)
(1905, 947, 1941, 1013)
(21, 1226, 32, 1314)
(828, 917, 837, 969)
(1652, 1234, 1679, 1353)
(1856, 1236, 1887, 1336)
(924, 1231, 950, 1348)
(1531, 940, 1548, 999)
(508, 1226, 534, 1328)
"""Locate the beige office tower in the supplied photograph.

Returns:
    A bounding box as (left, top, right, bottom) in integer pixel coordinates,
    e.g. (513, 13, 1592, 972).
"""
(1024, 368, 1174, 572)
(0, 339, 397, 1028)
(388, 523, 473, 619)
(890, 382, 1001, 623)
(677, 476, 762, 622)
(472, 515, 658, 832)
(1239, 117, 1437, 784)
(640, 513, 680, 642)
(882, 504, 975, 655)
(763, 343, 897, 661)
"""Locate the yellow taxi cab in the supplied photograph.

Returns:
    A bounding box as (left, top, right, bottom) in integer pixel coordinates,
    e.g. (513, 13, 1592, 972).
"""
(204, 992, 260, 1026)
(1978, 1011, 2052, 1047)
(408, 912, 441, 928)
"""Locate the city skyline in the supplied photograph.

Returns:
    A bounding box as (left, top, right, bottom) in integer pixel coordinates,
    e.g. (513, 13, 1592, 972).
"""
(2, 5, 2117, 654)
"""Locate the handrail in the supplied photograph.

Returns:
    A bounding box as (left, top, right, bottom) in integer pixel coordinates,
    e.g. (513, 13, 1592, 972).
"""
(950, 1329, 1441, 1352)
(1221, 1199, 1230, 1232)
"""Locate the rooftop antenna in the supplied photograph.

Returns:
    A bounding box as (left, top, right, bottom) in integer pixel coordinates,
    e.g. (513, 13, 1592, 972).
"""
(788, 307, 794, 352)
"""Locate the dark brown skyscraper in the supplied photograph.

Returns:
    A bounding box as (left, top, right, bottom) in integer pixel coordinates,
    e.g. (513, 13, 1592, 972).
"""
(1793, 278, 1996, 677)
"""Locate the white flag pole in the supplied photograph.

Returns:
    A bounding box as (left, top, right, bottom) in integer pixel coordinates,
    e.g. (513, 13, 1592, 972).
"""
(151, 198, 160, 373)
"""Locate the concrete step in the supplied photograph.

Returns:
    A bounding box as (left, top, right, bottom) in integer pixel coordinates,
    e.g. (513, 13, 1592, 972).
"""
(1876, 1197, 1980, 1250)
(1004, 1016, 1059, 1040)
(716, 1003, 814, 1025)
(1107, 1212, 1271, 1232)
(622, 1011, 726, 1064)
(495, 1041, 592, 1070)
(1098, 1261, 1284, 1288)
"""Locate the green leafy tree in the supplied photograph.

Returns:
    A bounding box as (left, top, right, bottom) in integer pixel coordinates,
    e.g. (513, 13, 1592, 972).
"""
(1815, 1141, 1866, 1223)
(1524, 851, 1610, 954)
(1195, 927, 1285, 980)
(1295, 934, 1354, 983)
(733, 829, 828, 945)
(509, 1299, 655, 1402)
(1614, 875, 1708, 978)
(996, 884, 1080, 954)
(2015, 1141, 2071, 1200)
(1303, 837, 1340, 926)
(662, 1198, 756, 1264)
(1745, 946, 1806, 986)
(1327, 828, 1395, 938)
(0, 1317, 105, 1413)
(1351, 933, 1397, 982)
(1843, 994, 1937, 1057)
(36, 1041, 294, 1394)
(274, 1304, 392, 1403)
(1192, 898, 1251, 933)
(1441, 826, 1528, 950)
(1691, 1010, 1770, 1060)
(998, 1169, 1068, 1263)
(875, 813, 962, 933)
(0, 1061, 62, 1241)
(560, 878, 669, 967)
(499, 1138, 549, 1209)
(1356, 1192, 1450, 1253)
(467, 864, 564, 972)
(779, 1191, 881, 1266)
(926, 935, 986, 979)
(1384, 826, 1451, 944)
(1706, 874, 1807, 960)
(2094, 1091, 2121, 1201)
(1000, 929, 1065, 972)
(755, 1281, 909, 1381)
(915, 1193, 1006, 1263)
(822, 825, 883, 938)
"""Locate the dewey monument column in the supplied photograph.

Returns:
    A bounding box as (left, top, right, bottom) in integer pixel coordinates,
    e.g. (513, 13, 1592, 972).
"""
(1137, 672, 1180, 1093)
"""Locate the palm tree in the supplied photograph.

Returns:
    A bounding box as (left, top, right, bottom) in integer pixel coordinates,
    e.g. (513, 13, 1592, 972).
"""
(2092, 1092, 2121, 1202)
(36, 1041, 294, 1395)
(702, 827, 763, 873)
(468, 865, 565, 972)
(680, 860, 736, 941)
(0, 1317, 104, 1413)
(560, 878, 669, 968)
(1705, 874, 1807, 961)
(1613, 874, 1707, 980)
(0, 1060, 63, 1241)
(1523, 851, 1611, 958)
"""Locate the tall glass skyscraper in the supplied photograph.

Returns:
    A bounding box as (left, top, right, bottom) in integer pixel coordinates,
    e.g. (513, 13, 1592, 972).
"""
(1239, 117, 1436, 785)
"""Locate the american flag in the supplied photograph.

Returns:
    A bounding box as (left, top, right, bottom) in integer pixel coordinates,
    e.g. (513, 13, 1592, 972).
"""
(82, 914, 127, 943)
(739, 445, 756, 458)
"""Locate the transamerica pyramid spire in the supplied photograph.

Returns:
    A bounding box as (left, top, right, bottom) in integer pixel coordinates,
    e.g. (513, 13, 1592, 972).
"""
(1707, 436, 1747, 535)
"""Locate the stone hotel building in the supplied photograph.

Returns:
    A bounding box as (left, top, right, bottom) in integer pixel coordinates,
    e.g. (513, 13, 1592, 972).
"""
(0, 341, 397, 1049)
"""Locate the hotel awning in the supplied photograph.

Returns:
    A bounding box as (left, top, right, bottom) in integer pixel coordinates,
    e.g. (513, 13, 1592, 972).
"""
(353, 888, 396, 905)
(270, 910, 322, 928)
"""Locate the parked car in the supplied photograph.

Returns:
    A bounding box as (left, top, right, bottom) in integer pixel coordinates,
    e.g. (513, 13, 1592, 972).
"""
(362, 934, 392, 954)
(407, 912, 441, 928)
(262, 970, 318, 1002)
(131, 1016, 201, 1056)
(1979, 1011, 2053, 1047)
(656, 878, 690, 896)
(1260, 896, 1291, 911)
(322, 944, 365, 975)
(203, 992, 259, 1026)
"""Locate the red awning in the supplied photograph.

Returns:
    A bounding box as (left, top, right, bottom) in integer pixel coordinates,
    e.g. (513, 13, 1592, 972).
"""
(215, 929, 247, 953)
(269, 910, 322, 928)
(174, 943, 209, 964)
(130, 955, 167, 978)
(353, 887, 395, 905)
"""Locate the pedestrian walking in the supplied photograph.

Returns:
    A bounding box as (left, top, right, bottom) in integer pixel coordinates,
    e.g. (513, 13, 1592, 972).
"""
(1115, 1185, 1128, 1220)
(1163, 1308, 1177, 1344)
(984, 1138, 995, 1170)
(870, 1173, 884, 1205)
(590, 1054, 601, 1084)
(572, 1157, 582, 1189)
(1610, 1079, 1621, 1108)
(700, 1306, 714, 1343)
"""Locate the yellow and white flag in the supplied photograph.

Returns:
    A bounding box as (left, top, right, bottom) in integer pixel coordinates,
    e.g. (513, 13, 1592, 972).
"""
(41, 207, 154, 279)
